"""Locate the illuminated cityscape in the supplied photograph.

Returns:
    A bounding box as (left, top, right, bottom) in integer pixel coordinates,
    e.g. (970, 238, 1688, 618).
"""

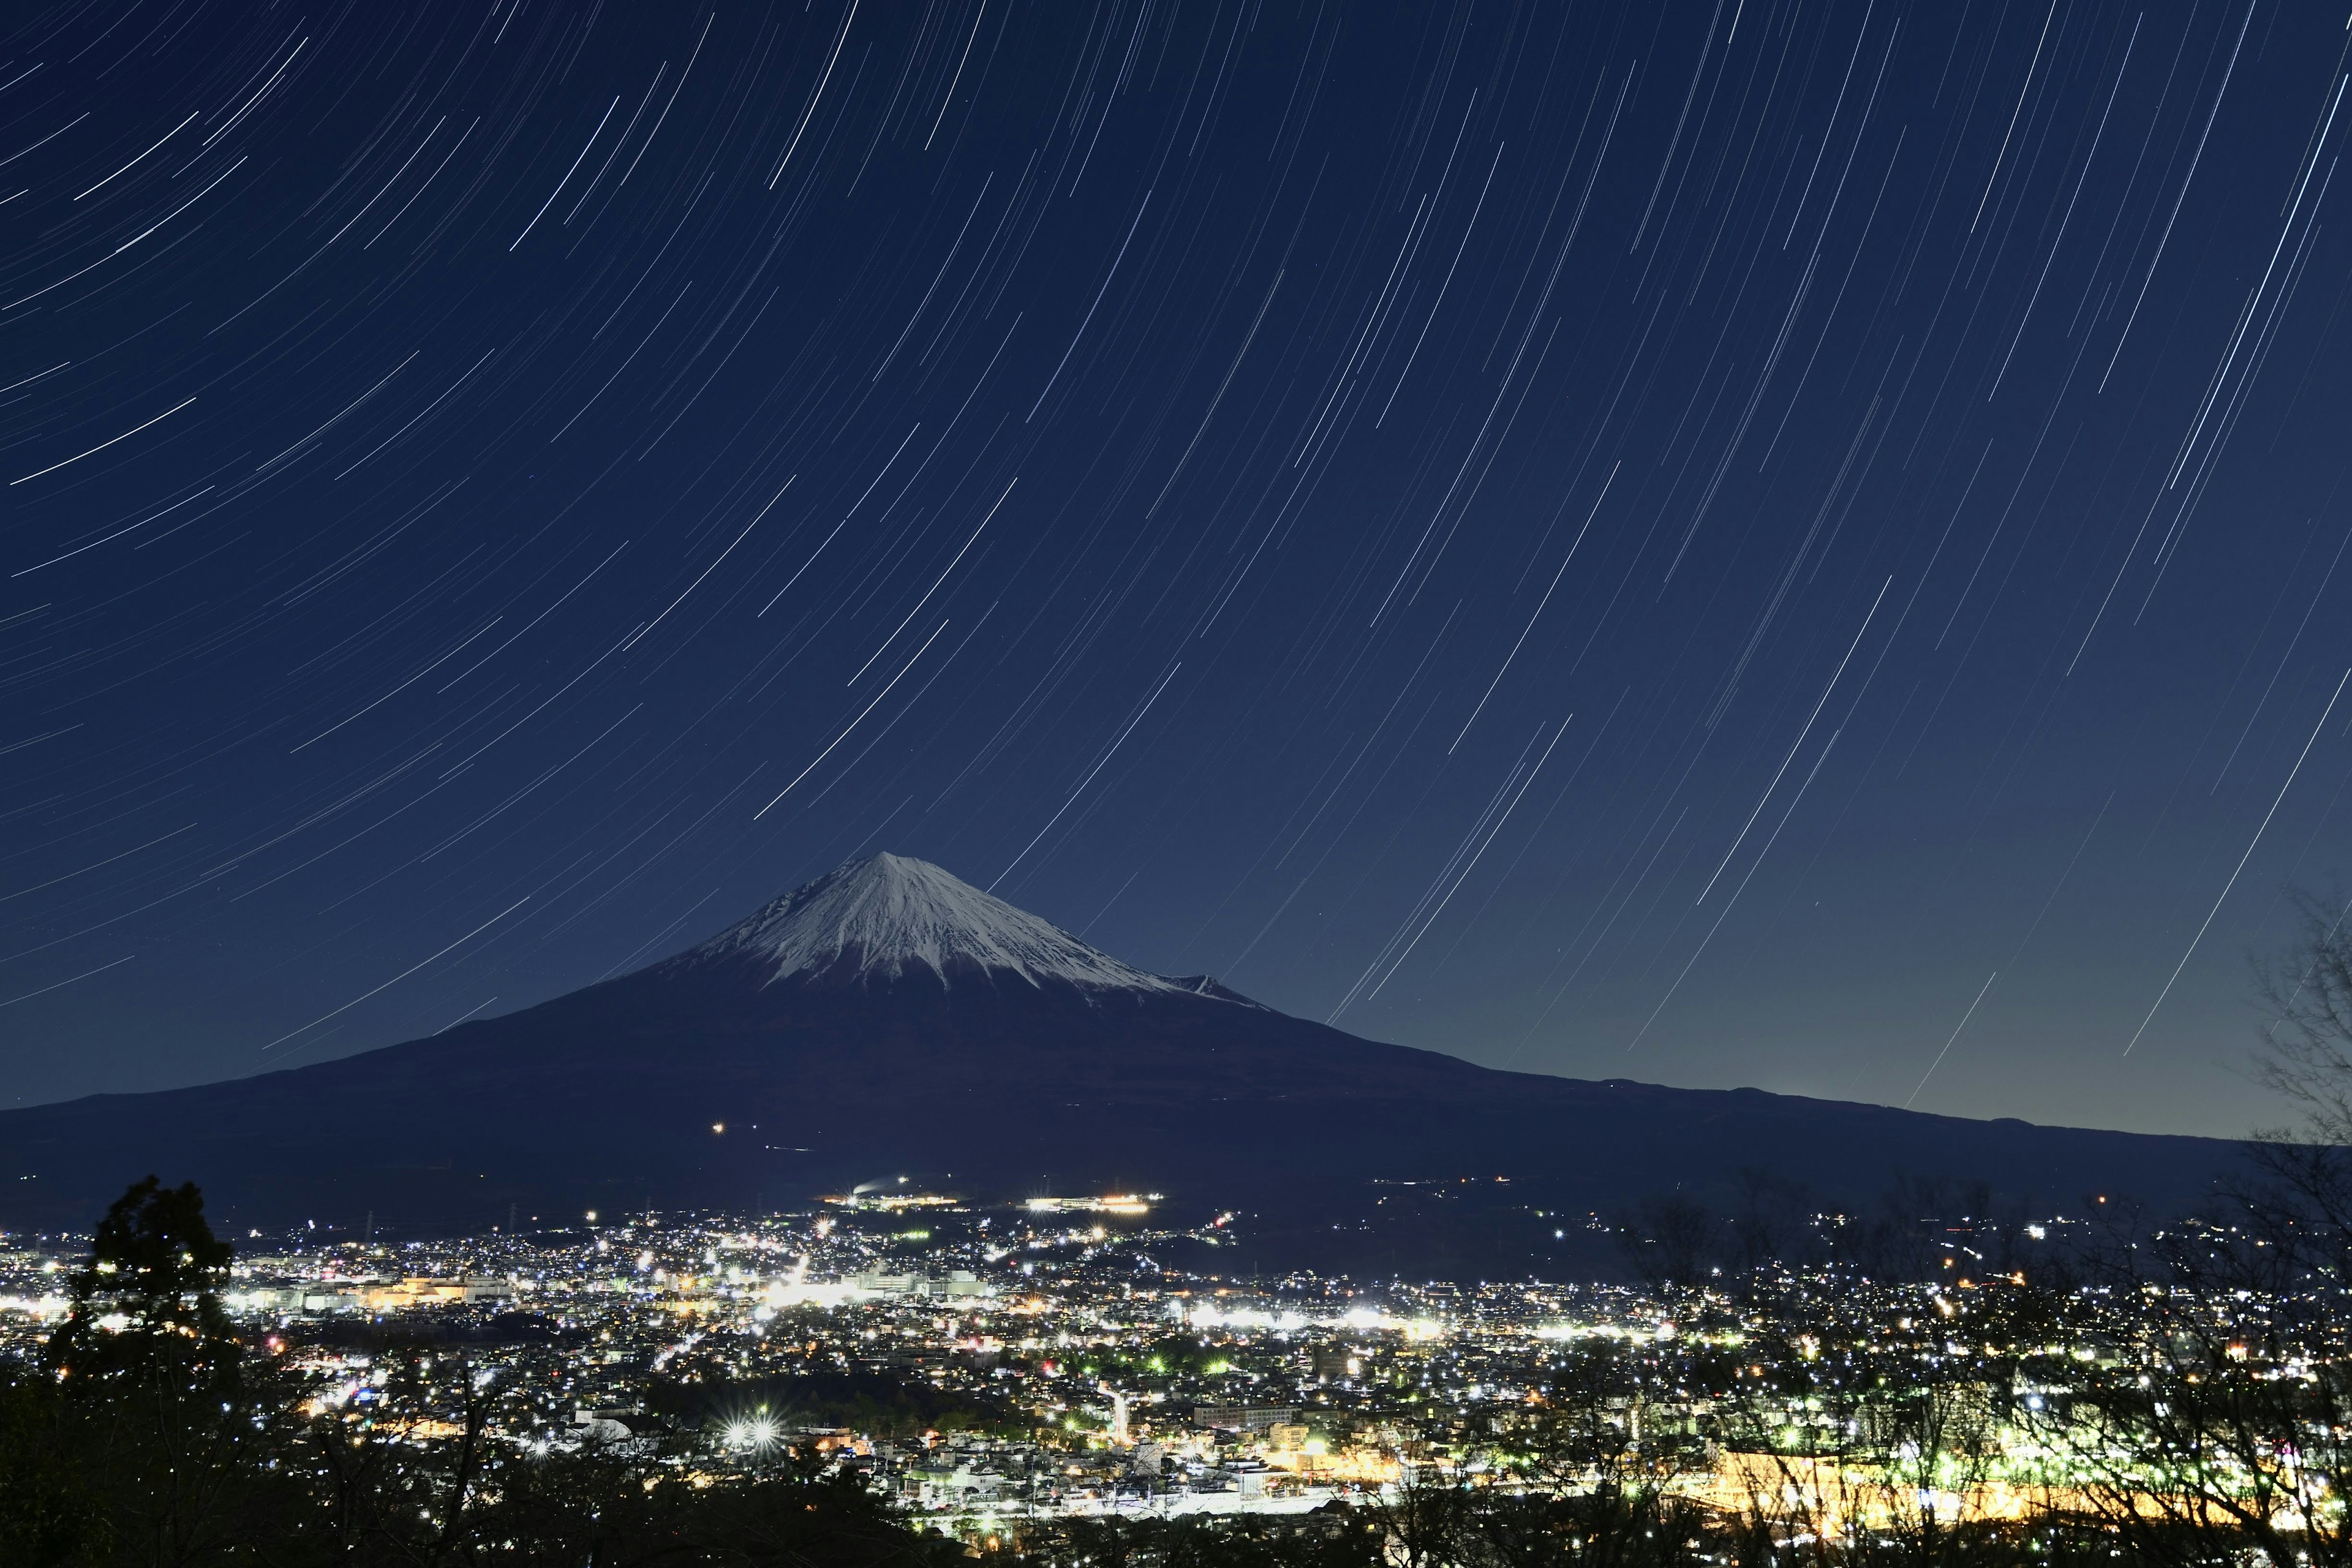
(9, 1186, 2346, 1559)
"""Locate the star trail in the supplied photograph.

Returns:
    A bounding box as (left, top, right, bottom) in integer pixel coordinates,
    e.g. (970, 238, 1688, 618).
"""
(4, 0, 2350, 1140)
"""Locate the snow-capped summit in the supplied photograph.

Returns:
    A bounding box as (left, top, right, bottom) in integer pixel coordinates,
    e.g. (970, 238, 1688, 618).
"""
(664, 852, 1191, 993)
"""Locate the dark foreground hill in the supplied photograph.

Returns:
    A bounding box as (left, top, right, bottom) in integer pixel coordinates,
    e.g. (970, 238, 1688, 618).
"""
(0, 854, 2244, 1271)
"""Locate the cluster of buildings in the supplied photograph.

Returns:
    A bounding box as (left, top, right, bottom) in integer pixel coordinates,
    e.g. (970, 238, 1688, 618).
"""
(0, 1195, 2276, 1542)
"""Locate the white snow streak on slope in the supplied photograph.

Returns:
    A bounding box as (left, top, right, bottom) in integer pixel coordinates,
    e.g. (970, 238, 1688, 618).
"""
(671, 852, 1192, 993)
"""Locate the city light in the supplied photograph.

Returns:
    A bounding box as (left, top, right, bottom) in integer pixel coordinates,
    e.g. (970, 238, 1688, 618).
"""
(6, 1193, 2324, 1555)
(723, 1413, 780, 1451)
(1025, 1194, 1158, 1216)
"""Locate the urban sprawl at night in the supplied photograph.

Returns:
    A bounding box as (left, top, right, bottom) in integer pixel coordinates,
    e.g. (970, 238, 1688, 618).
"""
(8, 1180, 2349, 1563)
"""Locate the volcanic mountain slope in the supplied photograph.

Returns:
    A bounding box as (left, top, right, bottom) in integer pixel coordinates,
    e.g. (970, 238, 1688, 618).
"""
(1, 853, 2244, 1266)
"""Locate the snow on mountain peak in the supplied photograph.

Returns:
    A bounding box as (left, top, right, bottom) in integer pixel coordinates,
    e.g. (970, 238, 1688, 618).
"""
(669, 853, 1191, 993)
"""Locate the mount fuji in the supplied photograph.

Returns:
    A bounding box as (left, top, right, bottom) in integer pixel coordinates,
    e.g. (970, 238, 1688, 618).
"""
(0, 854, 2242, 1267)
(649, 851, 1232, 997)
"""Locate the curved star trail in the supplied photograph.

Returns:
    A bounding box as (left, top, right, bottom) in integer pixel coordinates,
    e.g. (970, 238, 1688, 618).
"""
(4, 0, 2351, 1139)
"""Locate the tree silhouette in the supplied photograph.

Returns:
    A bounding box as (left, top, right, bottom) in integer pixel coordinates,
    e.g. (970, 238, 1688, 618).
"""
(45, 1175, 237, 1390)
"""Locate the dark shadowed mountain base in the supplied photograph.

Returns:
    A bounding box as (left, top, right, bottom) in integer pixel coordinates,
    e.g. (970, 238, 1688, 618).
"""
(0, 856, 2245, 1273)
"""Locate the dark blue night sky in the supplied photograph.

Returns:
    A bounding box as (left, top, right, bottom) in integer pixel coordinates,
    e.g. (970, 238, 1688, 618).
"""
(4, 0, 2348, 1139)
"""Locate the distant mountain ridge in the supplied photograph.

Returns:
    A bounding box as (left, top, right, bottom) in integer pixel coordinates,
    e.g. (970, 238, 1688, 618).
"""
(0, 854, 2248, 1270)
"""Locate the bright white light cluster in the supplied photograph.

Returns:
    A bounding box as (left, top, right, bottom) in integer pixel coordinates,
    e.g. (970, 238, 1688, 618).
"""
(723, 1415, 780, 1450)
(1183, 1300, 1442, 1338)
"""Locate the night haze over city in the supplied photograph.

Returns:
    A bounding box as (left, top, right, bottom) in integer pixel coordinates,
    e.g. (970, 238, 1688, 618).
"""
(20, 2, 2352, 1561)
